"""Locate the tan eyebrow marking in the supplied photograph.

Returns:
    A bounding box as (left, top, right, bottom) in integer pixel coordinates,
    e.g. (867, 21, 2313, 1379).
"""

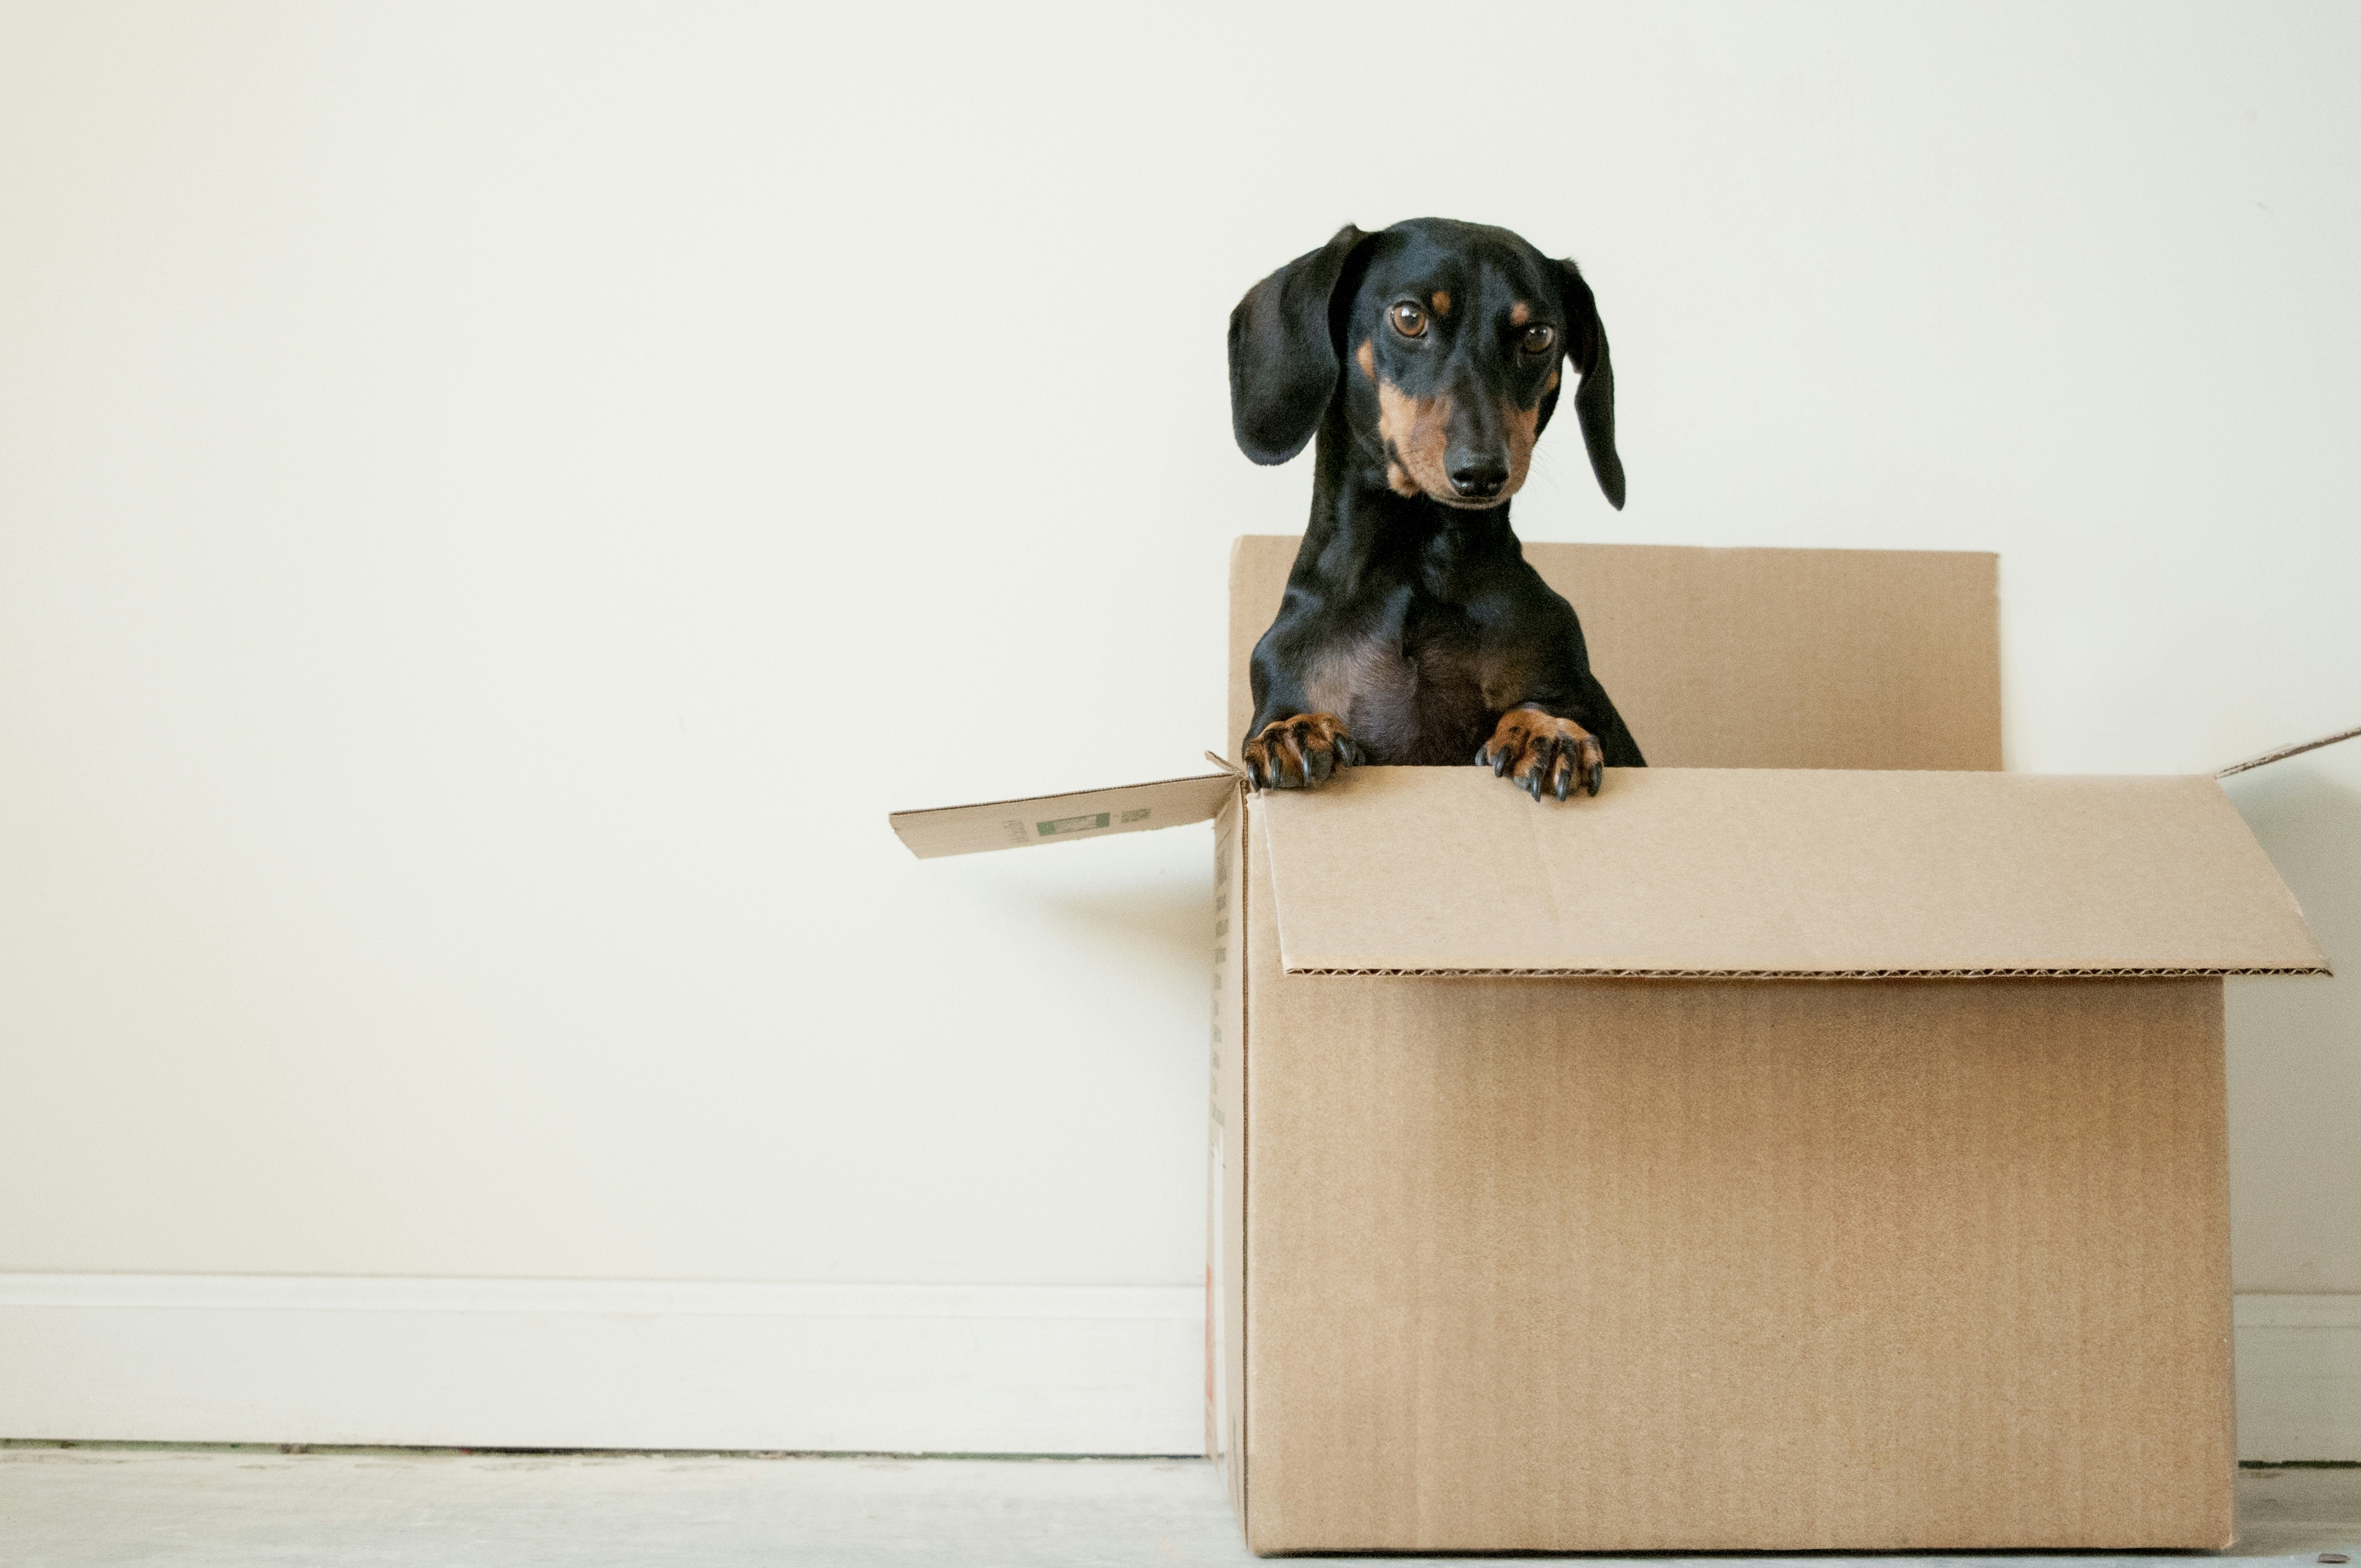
(1509, 301, 1531, 326)
(1355, 339, 1375, 379)
(1430, 290, 1451, 316)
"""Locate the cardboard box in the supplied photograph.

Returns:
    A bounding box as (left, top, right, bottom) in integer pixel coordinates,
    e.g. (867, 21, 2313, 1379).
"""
(891, 540, 2327, 1555)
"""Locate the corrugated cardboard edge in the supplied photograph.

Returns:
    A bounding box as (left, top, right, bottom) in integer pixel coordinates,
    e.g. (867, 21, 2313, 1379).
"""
(1212, 788, 1251, 1537)
(1233, 792, 1252, 1541)
(2216, 721, 2361, 778)
(1284, 963, 2329, 978)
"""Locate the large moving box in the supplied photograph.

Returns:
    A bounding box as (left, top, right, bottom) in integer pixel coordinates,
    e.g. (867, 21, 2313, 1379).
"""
(892, 539, 2326, 1555)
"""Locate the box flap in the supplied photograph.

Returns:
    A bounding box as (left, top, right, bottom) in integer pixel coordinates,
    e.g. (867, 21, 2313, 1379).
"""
(890, 772, 1238, 859)
(1255, 767, 2328, 977)
(2215, 720, 2361, 777)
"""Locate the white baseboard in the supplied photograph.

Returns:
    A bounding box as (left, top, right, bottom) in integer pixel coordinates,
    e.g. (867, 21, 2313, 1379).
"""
(2, 1277, 2352, 1460)
(2234, 1293, 2361, 1462)
(0, 1275, 1206, 1454)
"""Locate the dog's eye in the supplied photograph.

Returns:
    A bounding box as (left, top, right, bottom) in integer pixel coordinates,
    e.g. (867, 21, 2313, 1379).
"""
(1390, 302, 1427, 338)
(1522, 324, 1555, 355)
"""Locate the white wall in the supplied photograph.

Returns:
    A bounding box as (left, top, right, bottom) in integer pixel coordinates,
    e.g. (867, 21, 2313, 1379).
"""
(2, 2, 2357, 1449)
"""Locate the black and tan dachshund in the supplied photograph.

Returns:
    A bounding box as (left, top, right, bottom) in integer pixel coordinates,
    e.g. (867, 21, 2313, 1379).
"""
(1231, 217, 1643, 802)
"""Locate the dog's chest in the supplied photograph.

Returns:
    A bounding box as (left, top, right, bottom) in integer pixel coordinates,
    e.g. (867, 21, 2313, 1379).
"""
(1301, 609, 1504, 766)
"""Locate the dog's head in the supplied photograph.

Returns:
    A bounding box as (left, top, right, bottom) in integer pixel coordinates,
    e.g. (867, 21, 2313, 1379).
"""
(1227, 217, 1623, 510)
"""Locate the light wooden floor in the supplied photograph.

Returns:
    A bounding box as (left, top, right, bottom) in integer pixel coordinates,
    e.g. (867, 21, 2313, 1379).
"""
(3, 1445, 2355, 1566)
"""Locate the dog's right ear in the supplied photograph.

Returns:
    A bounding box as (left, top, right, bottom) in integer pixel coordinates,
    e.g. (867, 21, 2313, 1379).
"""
(1227, 224, 1369, 466)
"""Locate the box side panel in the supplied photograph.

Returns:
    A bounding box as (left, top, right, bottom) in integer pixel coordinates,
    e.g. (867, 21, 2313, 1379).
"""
(1206, 795, 1249, 1526)
(1244, 971, 2234, 1554)
(1225, 537, 2002, 772)
(1228, 536, 1299, 759)
(1536, 542, 2001, 771)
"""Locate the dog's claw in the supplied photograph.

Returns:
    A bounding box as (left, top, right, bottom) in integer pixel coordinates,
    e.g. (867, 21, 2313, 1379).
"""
(1241, 712, 1359, 793)
(1481, 707, 1607, 805)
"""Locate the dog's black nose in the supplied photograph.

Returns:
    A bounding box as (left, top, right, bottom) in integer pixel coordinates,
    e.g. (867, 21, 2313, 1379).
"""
(1449, 460, 1508, 499)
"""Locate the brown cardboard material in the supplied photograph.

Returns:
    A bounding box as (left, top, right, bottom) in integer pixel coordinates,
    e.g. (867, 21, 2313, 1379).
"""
(889, 772, 1237, 859)
(1256, 766, 2326, 978)
(2215, 720, 2361, 778)
(1239, 851, 2239, 1551)
(1229, 537, 2001, 770)
(895, 540, 2325, 1555)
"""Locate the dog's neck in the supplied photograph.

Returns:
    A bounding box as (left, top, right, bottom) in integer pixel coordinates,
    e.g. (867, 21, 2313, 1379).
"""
(1297, 404, 1521, 601)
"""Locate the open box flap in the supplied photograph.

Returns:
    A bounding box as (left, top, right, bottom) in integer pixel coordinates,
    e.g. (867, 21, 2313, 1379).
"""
(1256, 766, 2329, 977)
(889, 771, 1238, 859)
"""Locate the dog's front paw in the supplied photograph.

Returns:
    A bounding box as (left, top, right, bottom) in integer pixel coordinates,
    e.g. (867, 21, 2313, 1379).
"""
(1477, 706, 1603, 802)
(1243, 712, 1365, 790)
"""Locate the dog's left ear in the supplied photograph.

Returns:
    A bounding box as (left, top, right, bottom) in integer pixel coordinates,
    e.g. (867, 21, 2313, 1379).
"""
(1228, 224, 1369, 466)
(1551, 259, 1626, 510)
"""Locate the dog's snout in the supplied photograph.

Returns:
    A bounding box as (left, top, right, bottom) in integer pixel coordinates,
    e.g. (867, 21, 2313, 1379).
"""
(1445, 398, 1513, 501)
(1448, 457, 1508, 499)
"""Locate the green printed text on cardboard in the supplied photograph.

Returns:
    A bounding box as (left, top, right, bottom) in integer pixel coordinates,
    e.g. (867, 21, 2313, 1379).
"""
(1038, 812, 1112, 837)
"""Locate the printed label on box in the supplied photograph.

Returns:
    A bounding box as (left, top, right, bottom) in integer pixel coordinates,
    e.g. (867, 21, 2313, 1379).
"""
(1036, 812, 1111, 837)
